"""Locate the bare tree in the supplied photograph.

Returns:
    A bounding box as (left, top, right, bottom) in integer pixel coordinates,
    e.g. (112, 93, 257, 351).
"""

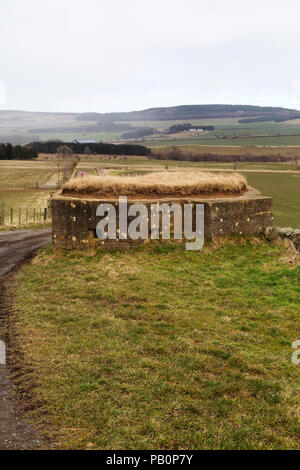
(53, 145, 76, 186)
(292, 158, 300, 171)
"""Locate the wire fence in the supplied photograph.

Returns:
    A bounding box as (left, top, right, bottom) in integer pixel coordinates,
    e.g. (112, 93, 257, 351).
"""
(0, 201, 51, 226)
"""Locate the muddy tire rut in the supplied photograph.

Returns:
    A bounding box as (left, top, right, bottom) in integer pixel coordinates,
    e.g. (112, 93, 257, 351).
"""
(0, 229, 51, 449)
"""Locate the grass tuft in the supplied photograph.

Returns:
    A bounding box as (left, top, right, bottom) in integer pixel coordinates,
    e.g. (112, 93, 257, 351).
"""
(61, 171, 247, 197)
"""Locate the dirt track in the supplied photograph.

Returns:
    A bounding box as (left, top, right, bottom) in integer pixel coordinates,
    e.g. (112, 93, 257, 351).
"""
(0, 229, 51, 449)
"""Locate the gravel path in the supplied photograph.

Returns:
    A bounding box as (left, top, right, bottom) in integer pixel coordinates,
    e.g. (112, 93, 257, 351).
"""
(0, 229, 51, 449)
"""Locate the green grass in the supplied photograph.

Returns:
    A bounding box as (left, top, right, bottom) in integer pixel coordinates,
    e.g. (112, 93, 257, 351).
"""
(144, 135, 300, 147)
(117, 118, 243, 129)
(77, 155, 150, 168)
(245, 173, 300, 228)
(118, 117, 300, 137)
(12, 239, 300, 449)
(191, 162, 298, 171)
(78, 157, 298, 171)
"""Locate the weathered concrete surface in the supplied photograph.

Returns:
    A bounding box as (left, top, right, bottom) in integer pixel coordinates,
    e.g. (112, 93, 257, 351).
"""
(0, 228, 51, 449)
(52, 189, 273, 250)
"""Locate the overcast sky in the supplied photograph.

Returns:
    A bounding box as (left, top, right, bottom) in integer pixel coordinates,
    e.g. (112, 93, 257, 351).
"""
(1, 0, 300, 113)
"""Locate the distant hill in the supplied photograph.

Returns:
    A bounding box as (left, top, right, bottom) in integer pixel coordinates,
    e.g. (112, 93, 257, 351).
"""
(0, 105, 299, 128)
(0, 110, 78, 128)
(77, 104, 300, 122)
(1, 105, 300, 145)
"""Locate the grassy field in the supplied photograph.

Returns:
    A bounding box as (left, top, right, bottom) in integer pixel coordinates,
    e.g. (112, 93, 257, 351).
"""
(118, 117, 300, 137)
(12, 239, 300, 449)
(0, 160, 57, 188)
(143, 135, 300, 147)
(129, 117, 300, 146)
(0, 161, 57, 225)
(0, 190, 51, 208)
(4, 113, 300, 145)
(25, 120, 300, 145)
(245, 173, 300, 228)
(0, 190, 51, 224)
(1, 157, 300, 228)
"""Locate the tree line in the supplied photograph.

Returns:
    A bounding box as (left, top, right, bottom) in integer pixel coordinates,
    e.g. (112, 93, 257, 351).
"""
(0, 143, 38, 160)
(121, 127, 155, 139)
(28, 141, 151, 156)
(0, 141, 150, 160)
(167, 123, 215, 133)
(239, 113, 300, 124)
(150, 147, 292, 162)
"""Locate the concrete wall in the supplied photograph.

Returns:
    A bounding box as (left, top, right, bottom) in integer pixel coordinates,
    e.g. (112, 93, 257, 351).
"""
(52, 189, 273, 250)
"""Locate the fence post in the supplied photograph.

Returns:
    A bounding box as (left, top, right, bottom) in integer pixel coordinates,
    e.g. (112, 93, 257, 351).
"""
(44, 208, 47, 221)
(33, 208, 36, 222)
(26, 208, 28, 225)
(18, 208, 21, 226)
(10, 208, 13, 225)
(0, 201, 5, 225)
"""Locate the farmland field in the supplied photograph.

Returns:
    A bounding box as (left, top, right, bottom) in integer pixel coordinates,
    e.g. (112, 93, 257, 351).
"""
(1, 157, 300, 228)
(0, 160, 57, 188)
(0, 190, 51, 225)
(4, 111, 300, 146)
(0, 190, 51, 208)
(143, 135, 300, 147)
(0, 161, 56, 225)
(118, 117, 300, 136)
(245, 172, 300, 228)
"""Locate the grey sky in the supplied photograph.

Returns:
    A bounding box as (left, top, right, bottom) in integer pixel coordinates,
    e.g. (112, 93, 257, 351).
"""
(1, 0, 300, 113)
